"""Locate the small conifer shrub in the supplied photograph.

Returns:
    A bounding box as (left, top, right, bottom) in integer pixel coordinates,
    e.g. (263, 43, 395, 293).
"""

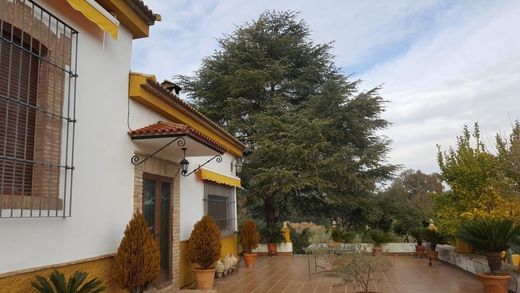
(240, 220, 260, 253)
(111, 212, 160, 293)
(188, 215, 222, 269)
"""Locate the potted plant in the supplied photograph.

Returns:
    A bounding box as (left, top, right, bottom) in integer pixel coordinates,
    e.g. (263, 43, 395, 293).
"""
(368, 230, 390, 256)
(457, 219, 520, 293)
(240, 220, 260, 268)
(411, 228, 425, 258)
(261, 224, 285, 255)
(188, 215, 222, 290)
(422, 227, 448, 265)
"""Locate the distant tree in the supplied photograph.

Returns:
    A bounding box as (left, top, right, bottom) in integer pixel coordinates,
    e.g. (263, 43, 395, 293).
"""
(382, 169, 442, 225)
(180, 11, 395, 226)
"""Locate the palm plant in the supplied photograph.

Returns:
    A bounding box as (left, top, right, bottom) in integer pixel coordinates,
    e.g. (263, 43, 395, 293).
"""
(457, 219, 520, 274)
(423, 228, 448, 251)
(368, 229, 390, 246)
(31, 270, 105, 293)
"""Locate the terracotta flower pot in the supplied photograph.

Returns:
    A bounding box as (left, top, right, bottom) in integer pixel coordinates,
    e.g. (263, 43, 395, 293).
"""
(243, 253, 257, 268)
(193, 268, 216, 290)
(428, 251, 439, 266)
(415, 245, 425, 258)
(373, 245, 382, 256)
(267, 243, 278, 255)
(477, 273, 511, 293)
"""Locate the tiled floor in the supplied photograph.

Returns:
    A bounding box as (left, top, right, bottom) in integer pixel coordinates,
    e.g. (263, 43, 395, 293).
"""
(214, 255, 484, 293)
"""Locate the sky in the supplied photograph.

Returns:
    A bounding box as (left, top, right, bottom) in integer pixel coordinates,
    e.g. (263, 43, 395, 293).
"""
(132, 0, 520, 174)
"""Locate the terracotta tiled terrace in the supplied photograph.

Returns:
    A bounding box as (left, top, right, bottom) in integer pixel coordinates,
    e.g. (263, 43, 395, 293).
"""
(214, 255, 484, 293)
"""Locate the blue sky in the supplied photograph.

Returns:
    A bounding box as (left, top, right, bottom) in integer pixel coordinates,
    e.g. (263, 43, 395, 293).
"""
(132, 0, 520, 174)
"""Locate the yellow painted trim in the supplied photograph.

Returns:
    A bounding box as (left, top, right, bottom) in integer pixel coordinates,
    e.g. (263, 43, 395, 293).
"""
(66, 0, 119, 39)
(198, 168, 241, 188)
(0, 255, 124, 293)
(96, 0, 151, 39)
(129, 73, 245, 157)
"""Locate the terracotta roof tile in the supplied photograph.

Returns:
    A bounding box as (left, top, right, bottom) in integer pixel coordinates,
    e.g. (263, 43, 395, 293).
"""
(125, 0, 157, 25)
(129, 121, 228, 153)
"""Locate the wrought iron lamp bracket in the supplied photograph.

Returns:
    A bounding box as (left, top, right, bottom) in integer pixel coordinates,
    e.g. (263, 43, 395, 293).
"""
(131, 137, 186, 166)
(181, 154, 223, 177)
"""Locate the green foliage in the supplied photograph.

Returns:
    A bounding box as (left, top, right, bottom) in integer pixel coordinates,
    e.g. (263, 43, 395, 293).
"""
(457, 219, 520, 253)
(422, 228, 449, 251)
(290, 228, 310, 254)
(330, 253, 392, 293)
(240, 220, 260, 253)
(410, 228, 424, 245)
(111, 212, 160, 293)
(457, 219, 520, 274)
(260, 224, 285, 244)
(435, 123, 520, 235)
(179, 10, 395, 227)
(31, 270, 105, 293)
(188, 215, 222, 269)
(368, 229, 390, 246)
(331, 227, 357, 243)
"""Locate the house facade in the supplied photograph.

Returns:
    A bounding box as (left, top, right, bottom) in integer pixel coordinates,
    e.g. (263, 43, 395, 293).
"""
(0, 0, 244, 291)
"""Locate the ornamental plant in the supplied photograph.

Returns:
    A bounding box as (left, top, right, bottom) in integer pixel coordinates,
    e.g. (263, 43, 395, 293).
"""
(423, 228, 449, 251)
(368, 229, 390, 246)
(111, 212, 160, 293)
(31, 270, 105, 293)
(457, 219, 520, 274)
(188, 215, 222, 269)
(240, 220, 259, 253)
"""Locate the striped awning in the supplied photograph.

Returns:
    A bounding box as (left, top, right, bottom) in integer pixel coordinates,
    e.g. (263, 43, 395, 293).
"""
(66, 0, 119, 39)
(198, 168, 241, 188)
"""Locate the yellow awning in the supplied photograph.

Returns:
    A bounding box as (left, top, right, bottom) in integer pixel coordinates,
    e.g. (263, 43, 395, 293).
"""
(198, 168, 241, 188)
(66, 0, 119, 40)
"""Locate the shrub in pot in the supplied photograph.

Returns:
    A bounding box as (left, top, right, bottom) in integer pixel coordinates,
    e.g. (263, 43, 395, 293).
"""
(240, 220, 260, 268)
(368, 230, 390, 256)
(411, 228, 425, 258)
(261, 224, 285, 255)
(423, 227, 448, 265)
(457, 219, 520, 293)
(188, 215, 222, 289)
(111, 212, 160, 293)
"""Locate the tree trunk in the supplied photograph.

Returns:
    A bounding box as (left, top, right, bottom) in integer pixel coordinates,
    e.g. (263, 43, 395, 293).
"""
(264, 196, 276, 227)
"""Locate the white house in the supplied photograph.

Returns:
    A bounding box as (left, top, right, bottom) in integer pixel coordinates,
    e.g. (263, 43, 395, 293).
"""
(0, 0, 245, 291)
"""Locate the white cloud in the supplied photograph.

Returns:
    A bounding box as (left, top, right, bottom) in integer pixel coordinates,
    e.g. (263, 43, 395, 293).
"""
(362, 0, 520, 173)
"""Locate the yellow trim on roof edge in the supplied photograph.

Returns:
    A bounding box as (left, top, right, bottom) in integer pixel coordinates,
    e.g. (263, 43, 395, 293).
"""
(95, 0, 151, 39)
(129, 73, 244, 157)
(198, 168, 241, 188)
(66, 0, 119, 39)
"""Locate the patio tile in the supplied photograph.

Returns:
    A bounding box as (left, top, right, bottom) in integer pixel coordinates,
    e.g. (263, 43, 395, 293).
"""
(214, 255, 484, 293)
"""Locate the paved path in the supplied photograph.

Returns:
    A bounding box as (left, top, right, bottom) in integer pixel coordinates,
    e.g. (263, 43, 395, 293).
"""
(214, 255, 484, 293)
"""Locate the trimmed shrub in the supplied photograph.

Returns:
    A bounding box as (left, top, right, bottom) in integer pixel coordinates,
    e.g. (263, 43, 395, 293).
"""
(188, 215, 222, 269)
(111, 212, 160, 293)
(240, 220, 260, 253)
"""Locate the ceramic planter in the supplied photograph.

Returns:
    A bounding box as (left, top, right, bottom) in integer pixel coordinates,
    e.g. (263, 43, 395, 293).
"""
(477, 273, 511, 293)
(428, 251, 439, 266)
(243, 253, 257, 268)
(455, 238, 472, 254)
(267, 243, 278, 255)
(415, 245, 425, 258)
(194, 268, 216, 290)
(373, 245, 382, 256)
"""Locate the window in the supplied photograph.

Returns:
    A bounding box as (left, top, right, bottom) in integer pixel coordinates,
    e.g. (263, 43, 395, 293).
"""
(0, 0, 78, 218)
(204, 182, 235, 234)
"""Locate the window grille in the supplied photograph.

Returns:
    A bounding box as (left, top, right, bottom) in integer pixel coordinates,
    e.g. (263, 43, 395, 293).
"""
(204, 182, 236, 234)
(0, 0, 78, 218)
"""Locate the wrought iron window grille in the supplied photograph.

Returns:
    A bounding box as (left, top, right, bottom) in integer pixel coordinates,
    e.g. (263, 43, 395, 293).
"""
(0, 0, 78, 218)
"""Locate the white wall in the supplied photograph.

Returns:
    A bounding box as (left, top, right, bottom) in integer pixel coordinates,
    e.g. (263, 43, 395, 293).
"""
(179, 153, 238, 240)
(0, 1, 136, 273)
